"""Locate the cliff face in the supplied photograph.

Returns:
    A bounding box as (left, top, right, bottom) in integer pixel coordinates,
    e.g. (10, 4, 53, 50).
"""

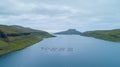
(0, 30, 9, 42)
(0, 30, 7, 39)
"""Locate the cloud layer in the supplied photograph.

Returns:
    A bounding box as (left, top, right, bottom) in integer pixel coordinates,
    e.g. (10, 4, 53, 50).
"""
(0, 0, 120, 32)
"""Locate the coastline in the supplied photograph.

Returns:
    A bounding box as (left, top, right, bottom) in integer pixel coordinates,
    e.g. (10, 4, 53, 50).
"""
(0, 35, 55, 56)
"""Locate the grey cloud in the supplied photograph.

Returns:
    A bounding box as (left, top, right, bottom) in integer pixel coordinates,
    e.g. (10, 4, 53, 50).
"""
(0, 0, 120, 32)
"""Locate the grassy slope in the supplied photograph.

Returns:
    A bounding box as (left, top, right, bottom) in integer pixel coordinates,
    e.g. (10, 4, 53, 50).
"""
(0, 35, 42, 55)
(0, 25, 54, 56)
(0, 40, 8, 48)
(82, 29, 120, 42)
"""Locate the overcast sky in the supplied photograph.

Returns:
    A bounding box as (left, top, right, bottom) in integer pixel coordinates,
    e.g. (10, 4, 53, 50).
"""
(0, 0, 120, 32)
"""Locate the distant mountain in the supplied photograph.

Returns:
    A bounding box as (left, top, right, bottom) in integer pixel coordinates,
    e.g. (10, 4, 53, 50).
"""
(55, 29, 82, 35)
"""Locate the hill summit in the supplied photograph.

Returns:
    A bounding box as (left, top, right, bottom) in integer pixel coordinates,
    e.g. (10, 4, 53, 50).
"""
(55, 29, 82, 35)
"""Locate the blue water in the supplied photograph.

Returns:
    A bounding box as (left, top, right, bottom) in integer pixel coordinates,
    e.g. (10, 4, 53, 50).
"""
(0, 35, 120, 67)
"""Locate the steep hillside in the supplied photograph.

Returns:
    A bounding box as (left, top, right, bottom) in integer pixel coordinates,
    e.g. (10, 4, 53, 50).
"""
(0, 24, 54, 56)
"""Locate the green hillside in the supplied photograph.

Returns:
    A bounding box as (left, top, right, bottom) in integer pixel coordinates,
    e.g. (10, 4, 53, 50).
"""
(82, 29, 120, 42)
(0, 24, 54, 56)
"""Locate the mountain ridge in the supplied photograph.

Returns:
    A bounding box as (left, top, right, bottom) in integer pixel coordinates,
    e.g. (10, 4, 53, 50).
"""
(55, 29, 82, 35)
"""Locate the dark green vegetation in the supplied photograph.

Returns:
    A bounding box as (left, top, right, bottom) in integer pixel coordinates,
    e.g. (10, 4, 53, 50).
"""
(82, 29, 120, 42)
(0, 25, 54, 56)
(55, 29, 82, 35)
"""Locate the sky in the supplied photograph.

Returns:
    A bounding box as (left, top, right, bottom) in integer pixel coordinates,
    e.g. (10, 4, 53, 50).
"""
(0, 0, 120, 32)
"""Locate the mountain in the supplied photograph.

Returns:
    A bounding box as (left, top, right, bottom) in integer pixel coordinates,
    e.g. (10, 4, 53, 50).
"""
(82, 29, 120, 42)
(55, 29, 82, 35)
(0, 24, 54, 56)
(0, 25, 46, 33)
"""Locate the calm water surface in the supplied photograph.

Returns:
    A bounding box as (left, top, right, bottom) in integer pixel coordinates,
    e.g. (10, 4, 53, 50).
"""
(0, 35, 120, 67)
